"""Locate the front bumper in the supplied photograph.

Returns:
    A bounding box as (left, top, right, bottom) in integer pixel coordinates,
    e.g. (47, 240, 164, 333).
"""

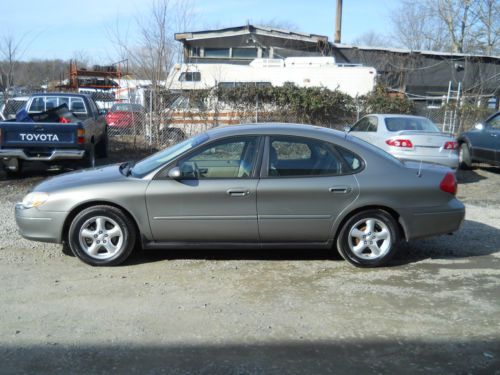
(400, 198, 465, 241)
(0, 149, 85, 162)
(15, 204, 66, 243)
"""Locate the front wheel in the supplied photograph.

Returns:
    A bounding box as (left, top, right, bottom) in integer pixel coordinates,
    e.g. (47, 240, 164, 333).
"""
(336, 209, 399, 267)
(459, 143, 472, 169)
(68, 205, 136, 266)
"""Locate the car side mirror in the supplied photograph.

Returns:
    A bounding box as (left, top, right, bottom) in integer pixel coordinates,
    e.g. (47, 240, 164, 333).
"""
(474, 123, 484, 130)
(168, 167, 182, 179)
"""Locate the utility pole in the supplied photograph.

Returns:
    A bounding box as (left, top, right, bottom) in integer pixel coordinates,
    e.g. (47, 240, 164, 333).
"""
(334, 0, 343, 43)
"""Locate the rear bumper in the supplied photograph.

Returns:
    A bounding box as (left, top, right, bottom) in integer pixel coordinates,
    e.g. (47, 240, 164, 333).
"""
(0, 149, 85, 161)
(15, 204, 66, 243)
(400, 199, 465, 241)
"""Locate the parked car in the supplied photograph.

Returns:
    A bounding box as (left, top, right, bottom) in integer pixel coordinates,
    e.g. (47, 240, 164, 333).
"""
(348, 114, 459, 169)
(16, 123, 465, 268)
(457, 111, 500, 168)
(0, 96, 29, 120)
(105, 103, 145, 133)
(0, 93, 108, 175)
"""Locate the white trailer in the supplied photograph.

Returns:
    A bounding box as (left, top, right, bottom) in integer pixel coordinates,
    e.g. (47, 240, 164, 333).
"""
(167, 57, 377, 97)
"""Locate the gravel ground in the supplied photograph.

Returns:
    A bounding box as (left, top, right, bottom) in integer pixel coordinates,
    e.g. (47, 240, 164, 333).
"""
(0, 155, 499, 374)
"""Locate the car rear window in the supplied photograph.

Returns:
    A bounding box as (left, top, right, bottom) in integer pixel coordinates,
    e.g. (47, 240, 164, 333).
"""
(385, 117, 440, 132)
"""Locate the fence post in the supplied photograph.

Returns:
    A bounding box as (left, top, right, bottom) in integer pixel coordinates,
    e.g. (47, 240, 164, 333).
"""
(255, 93, 259, 123)
(149, 89, 153, 147)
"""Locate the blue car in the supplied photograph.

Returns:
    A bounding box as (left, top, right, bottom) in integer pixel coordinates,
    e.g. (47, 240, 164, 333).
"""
(458, 111, 500, 168)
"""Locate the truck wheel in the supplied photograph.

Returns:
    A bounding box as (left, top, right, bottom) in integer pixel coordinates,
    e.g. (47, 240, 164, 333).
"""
(83, 142, 96, 168)
(68, 205, 136, 266)
(96, 129, 109, 158)
(336, 209, 399, 268)
(3, 159, 23, 178)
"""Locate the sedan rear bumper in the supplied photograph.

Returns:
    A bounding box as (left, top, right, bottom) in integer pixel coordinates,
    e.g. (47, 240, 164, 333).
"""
(400, 198, 465, 241)
(15, 204, 66, 243)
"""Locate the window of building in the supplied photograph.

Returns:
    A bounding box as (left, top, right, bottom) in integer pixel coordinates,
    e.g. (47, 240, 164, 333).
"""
(232, 48, 258, 59)
(204, 48, 230, 58)
(190, 47, 201, 57)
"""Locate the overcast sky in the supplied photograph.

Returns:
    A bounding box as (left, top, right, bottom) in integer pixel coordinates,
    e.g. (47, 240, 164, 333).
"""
(0, 0, 400, 62)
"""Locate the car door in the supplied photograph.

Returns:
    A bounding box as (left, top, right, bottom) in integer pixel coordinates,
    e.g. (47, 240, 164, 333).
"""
(484, 113, 500, 164)
(257, 135, 359, 242)
(145, 136, 262, 242)
(469, 114, 500, 163)
(349, 116, 378, 146)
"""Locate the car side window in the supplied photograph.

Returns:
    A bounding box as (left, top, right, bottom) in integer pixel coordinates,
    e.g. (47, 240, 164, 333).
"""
(268, 136, 343, 177)
(486, 114, 500, 129)
(336, 146, 363, 172)
(366, 116, 378, 132)
(350, 118, 369, 132)
(178, 137, 258, 179)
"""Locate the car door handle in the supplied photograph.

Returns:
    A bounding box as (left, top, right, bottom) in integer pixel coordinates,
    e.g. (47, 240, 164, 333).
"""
(226, 189, 250, 197)
(329, 186, 352, 194)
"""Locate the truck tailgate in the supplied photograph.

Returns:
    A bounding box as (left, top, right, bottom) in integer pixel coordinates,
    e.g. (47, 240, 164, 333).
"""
(1, 122, 81, 148)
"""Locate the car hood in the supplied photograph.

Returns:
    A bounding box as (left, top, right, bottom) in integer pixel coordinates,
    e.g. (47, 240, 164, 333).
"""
(34, 164, 128, 193)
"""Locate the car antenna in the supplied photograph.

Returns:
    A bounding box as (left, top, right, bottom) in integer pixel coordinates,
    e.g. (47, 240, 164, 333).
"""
(417, 160, 423, 177)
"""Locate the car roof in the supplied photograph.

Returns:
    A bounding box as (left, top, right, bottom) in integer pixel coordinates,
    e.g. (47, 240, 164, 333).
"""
(205, 122, 345, 140)
(369, 114, 429, 120)
(30, 92, 91, 98)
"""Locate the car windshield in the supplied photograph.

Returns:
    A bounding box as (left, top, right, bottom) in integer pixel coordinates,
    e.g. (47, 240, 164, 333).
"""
(131, 133, 210, 177)
(385, 117, 440, 132)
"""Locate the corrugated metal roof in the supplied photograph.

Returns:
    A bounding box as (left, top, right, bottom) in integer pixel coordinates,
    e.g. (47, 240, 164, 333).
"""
(332, 43, 500, 60)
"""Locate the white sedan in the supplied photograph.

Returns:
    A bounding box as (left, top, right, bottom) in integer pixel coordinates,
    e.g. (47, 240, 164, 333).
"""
(348, 114, 459, 169)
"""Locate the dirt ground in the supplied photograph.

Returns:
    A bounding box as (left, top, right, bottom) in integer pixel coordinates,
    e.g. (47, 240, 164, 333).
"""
(0, 151, 499, 374)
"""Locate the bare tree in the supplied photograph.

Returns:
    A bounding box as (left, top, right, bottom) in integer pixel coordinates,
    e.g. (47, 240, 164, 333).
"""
(391, 0, 499, 55)
(391, 0, 449, 51)
(352, 31, 392, 48)
(0, 33, 30, 96)
(472, 0, 500, 55)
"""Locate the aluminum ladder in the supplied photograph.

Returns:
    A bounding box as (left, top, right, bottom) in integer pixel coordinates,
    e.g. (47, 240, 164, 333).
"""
(442, 81, 462, 134)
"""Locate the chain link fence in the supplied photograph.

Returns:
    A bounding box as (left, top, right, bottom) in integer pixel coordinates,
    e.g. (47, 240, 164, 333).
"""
(2, 89, 497, 154)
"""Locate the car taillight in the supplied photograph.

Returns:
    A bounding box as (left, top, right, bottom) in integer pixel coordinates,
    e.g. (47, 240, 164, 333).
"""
(443, 141, 458, 150)
(440, 171, 457, 195)
(77, 129, 85, 144)
(386, 139, 413, 148)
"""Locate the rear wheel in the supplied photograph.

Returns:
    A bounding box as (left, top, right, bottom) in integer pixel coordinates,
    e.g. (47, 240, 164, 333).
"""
(96, 129, 109, 158)
(68, 205, 136, 266)
(459, 143, 472, 169)
(336, 209, 399, 267)
(2, 158, 23, 178)
(82, 142, 96, 168)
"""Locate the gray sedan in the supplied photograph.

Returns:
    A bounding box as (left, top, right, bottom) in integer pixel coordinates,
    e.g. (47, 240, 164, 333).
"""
(15, 124, 465, 267)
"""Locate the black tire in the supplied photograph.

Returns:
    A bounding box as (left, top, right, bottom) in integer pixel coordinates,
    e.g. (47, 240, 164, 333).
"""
(336, 209, 399, 268)
(459, 143, 472, 169)
(68, 205, 136, 266)
(3, 159, 23, 178)
(82, 142, 96, 168)
(96, 129, 109, 158)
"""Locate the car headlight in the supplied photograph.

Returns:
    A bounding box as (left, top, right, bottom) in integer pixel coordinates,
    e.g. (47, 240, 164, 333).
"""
(22, 192, 49, 208)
